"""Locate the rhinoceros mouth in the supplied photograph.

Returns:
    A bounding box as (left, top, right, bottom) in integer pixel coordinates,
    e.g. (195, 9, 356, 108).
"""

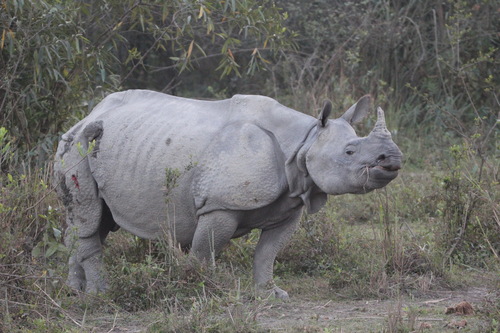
(371, 165, 400, 172)
(364, 165, 400, 183)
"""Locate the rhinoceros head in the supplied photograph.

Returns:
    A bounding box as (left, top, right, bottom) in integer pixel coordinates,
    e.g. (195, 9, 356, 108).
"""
(305, 96, 402, 195)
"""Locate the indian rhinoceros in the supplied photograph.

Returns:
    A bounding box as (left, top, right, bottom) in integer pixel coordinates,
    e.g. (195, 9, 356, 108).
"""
(54, 90, 402, 299)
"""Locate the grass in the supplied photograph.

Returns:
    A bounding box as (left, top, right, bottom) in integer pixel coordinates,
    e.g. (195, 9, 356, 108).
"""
(278, 172, 449, 297)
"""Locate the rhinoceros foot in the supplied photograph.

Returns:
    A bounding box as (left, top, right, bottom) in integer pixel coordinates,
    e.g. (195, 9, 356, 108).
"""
(66, 268, 108, 295)
(271, 286, 290, 300)
(66, 277, 85, 294)
(66, 254, 86, 293)
(81, 254, 109, 294)
(66, 250, 108, 294)
(257, 281, 290, 301)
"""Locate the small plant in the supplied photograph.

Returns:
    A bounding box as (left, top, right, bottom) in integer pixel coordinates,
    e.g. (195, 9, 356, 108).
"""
(76, 139, 96, 157)
(164, 161, 197, 197)
(31, 206, 66, 258)
(436, 127, 498, 269)
(164, 167, 181, 196)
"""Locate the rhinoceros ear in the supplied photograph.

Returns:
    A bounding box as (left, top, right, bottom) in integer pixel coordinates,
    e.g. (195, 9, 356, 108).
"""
(341, 95, 371, 124)
(318, 100, 333, 127)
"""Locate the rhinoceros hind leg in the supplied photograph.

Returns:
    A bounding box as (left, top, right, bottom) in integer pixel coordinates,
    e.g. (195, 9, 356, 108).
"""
(64, 224, 86, 292)
(65, 225, 108, 294)
(62, 193, 114, 294)
(65, 233, 111, 294)
(271, 286, 290, 300)
(79, 237, 108, 294)
(78, 200, 119, 293)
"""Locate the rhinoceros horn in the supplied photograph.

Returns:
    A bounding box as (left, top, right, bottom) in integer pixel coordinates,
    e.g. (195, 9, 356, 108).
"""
(369, 107, 392, 138)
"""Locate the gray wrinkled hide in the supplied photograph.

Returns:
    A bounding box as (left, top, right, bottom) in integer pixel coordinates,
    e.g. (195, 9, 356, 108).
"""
(54, 90, 402, 299)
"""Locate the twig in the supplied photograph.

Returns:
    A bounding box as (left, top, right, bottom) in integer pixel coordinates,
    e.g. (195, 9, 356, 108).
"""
(106, 311, 119, 333)
(422, 297, 452, 304)
(312, 300, 332, 309)
(94, 1, 142, 49)
(3, 288, 9, 325)
(330, 315, 386, 321)
(403, 221, 416, 238)
(475, 216, 500, 260)
(227, 307, 236, 326)
(416, 317, 445, 322)
(33, 283, 82, 327)
(402, 16, 426, 81)
(432, 9, 449, 99)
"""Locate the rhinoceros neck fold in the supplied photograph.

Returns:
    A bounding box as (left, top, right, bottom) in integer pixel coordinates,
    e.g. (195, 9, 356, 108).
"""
(286, 123, 318, 179)
(284, 123, 327, 213)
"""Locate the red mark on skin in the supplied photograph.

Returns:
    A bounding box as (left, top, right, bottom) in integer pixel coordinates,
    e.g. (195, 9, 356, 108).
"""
(71, 174, 80, 190)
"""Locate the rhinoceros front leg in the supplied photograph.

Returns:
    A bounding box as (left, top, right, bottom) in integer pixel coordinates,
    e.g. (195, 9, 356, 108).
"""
(253, 210, 302, 300)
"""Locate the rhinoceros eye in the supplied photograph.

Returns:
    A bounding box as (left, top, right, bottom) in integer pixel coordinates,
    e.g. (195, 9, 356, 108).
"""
(346, 150, 355, 155)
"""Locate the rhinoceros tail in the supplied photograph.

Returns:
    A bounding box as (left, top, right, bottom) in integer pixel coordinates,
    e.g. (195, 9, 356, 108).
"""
(82, 121, 104, 158)
(83, 121, 103, 142)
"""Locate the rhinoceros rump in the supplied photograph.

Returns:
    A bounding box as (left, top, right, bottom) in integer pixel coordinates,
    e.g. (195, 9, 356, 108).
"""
(54, 90, 402, 299)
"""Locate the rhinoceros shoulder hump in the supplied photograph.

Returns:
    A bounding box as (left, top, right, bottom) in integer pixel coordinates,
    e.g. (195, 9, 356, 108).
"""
(193, 122, 287, 215)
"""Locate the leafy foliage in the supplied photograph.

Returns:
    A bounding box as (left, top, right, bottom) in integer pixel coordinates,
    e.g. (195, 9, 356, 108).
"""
(1, 0, 294, 158)
(1, 0, 120, 160)
(272, 0, 499, 125)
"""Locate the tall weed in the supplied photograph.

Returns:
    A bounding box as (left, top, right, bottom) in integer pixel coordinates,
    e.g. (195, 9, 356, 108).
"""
(0, 166, 69, 331)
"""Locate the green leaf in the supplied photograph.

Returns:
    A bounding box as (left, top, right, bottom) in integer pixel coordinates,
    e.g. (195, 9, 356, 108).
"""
(52, 228, 62, 239)
(76, 142, 84, 157)
(32, 245, 41, 258)
(45, 243, 59, 258)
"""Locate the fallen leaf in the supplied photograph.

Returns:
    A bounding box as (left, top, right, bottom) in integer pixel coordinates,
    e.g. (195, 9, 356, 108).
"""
(445, 301, 474, 315)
